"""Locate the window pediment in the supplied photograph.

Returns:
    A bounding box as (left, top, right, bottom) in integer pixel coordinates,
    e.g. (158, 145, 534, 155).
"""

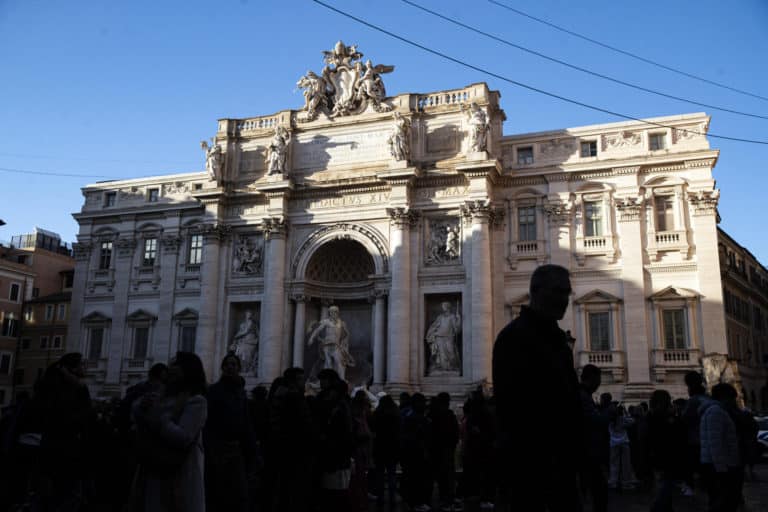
(574, 289, 622, 304)
(82, 311, 111, 324)
(126, 309, 157, 323)
(173, 308, 199, 321)
(648, 286, 700, 302)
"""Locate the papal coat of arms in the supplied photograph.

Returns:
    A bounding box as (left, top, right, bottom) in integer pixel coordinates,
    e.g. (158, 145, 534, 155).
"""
(296, 40, 394, 122)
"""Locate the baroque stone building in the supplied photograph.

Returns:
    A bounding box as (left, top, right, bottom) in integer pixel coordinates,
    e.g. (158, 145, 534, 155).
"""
(68, 42, 727, 399)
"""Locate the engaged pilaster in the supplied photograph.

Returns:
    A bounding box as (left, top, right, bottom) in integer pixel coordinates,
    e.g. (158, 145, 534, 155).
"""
(197, 224, 230, 378)
(259, 217, 288, 382)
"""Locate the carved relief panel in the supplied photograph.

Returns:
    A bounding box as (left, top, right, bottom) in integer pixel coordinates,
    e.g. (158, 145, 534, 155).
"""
(424, 217, 462, 266)
(231, 234, 265, 277)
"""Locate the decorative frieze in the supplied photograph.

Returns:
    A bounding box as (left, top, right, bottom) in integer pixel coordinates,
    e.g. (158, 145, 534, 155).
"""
(543, 200, 571, 225)
(232, 235, 264, 276)
(602, 130, 641, 151)
(160, 235, 183, 254)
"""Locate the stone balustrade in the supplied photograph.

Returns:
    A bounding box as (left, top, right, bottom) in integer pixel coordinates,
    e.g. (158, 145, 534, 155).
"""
(236, 116, 279, 133)
(578, 350, 625, 367)
(652, 348, 700, 367)
(514, 240, 539, 253)
(583, 236, 608, 251)
(417, 88, 470, 110)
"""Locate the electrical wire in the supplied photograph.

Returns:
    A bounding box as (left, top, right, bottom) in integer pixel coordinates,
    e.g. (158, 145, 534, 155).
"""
(0, 166, 113, 179)
(402, 0, 768, 121)
(487, 0, 768, 103)
(311, 0, 768, 146)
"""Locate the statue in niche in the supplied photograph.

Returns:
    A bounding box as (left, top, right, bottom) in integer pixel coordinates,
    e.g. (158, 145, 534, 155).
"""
(307, 305, 355, 381)
(463, 102, 489, 153)
(230, 310, 259, 374)
(232, 237, 263, 275)
(200, 139, 223, 180)
(266, 126, 290, 175)
(387, 111, 410, 161)
(426, 301, 461, 373)
(426, 221, 460, 265)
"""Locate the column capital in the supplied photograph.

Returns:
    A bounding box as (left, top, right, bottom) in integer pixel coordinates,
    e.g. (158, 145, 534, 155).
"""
(386, 207, 420, 229)
(263, 216, 288, 239)
(115, 237, 137, 258)
(688, 189, 719, 217)
(615, 196, 644, 223)
(161, 234, 183, 254)
(198, 223, 232, 243)
(72, 242, 93, 261)
(291, 293, 308, 303)
(461, 200, 503, 227)
(543, 199, 572, 225)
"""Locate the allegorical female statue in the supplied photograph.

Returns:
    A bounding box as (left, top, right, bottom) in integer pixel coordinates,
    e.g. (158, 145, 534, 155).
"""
(230, 310, 259, 374)
(425, 301, 461, 373)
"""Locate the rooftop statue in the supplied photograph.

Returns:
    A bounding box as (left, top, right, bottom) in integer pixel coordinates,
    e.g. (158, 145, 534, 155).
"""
(297, 40, 394, 122)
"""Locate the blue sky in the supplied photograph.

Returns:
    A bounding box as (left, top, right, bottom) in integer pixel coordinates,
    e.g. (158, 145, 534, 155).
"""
(1, 0, 767, 261)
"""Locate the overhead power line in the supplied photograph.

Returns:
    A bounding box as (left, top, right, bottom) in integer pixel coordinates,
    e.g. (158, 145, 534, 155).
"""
(402, 0, 768, 121)
(487, 0, 768, 103)
(311, 0, 768, 146)
(0, 151, 199, 167)
(0, 166, 112, 179)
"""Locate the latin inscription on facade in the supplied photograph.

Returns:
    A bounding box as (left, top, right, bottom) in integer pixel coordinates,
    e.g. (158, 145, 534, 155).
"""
(416, 186, 470, 200)
(297, 191, 392, 210)
(293, 129, 390, 170)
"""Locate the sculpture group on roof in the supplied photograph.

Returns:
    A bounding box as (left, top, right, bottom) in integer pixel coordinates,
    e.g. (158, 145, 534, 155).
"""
(297, 40, 395, 121)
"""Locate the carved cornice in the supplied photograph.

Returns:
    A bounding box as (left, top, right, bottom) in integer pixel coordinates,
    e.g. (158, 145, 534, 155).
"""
(72, 242, 93, 262)
(387, 207, 420, 229)
(263, 217, 288, 239)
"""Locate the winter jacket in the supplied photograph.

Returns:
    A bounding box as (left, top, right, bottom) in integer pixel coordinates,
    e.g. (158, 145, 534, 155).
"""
(699, 400, 740, 472)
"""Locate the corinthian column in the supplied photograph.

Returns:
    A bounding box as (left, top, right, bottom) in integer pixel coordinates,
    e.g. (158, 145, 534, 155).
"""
(462, 201, 495, 383)
(259, 217, 287, 382)
(386, 208, 417, 387)
(196, 224, 229, 378)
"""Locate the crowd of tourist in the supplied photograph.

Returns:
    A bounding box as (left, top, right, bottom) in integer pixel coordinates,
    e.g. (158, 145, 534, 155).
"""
(0, 264, 762, 512)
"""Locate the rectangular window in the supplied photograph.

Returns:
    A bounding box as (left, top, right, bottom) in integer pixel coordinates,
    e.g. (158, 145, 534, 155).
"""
(58, 304, 66, 321)
(52, 336, 62, 349)
(20, 338, 31, 350)
(45, 305, 54, 321)
(133, 327, 149, 359)
(655, 196, 675, 231)
(88, 328, 104, 360)
(1, 318, 18, 338)
(517, 206, 537, 241)
(143, 238, 157, 267)
(147, 188, 159, 202)
(104, 192, 116, 207)
(9, 283, 20, 302)
(584, 201, 603, 237)
(0, 353, 11, 375)
(588, 312, 611, 351)
(663, 309, 687, 349)
(517, 146, 534, 165)
(32, 287, 39, 299)
(13, 369, 24, 385)
(180, 326, 196, 353)
(24, 307, 33, 322)
(649, 133, 666, 151)
(188, 234, 203, 265)
(99, 241, 113, 270)
(40, 336, 48, 349)
(580, 140, 597, 157)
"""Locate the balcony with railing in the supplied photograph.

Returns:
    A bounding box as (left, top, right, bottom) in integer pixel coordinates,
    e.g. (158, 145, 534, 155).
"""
(87, 268, 115, 293)
(648, 230, 689, 258)
(507, 239, 547, 269)
(652, 348, 700, 367)
(578, 350, 626, 382)
(122, 358, 152, 372)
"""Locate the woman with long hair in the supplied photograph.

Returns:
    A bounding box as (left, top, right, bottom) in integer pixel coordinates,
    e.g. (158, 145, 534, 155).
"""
(131, 351, 208, 512)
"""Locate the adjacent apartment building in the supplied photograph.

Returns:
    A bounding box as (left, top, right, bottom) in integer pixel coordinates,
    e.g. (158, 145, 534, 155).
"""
(719, 228, 768, 411)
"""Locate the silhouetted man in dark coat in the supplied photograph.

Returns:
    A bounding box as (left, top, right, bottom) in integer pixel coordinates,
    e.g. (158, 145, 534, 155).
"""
(493, 264, 582, 511)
